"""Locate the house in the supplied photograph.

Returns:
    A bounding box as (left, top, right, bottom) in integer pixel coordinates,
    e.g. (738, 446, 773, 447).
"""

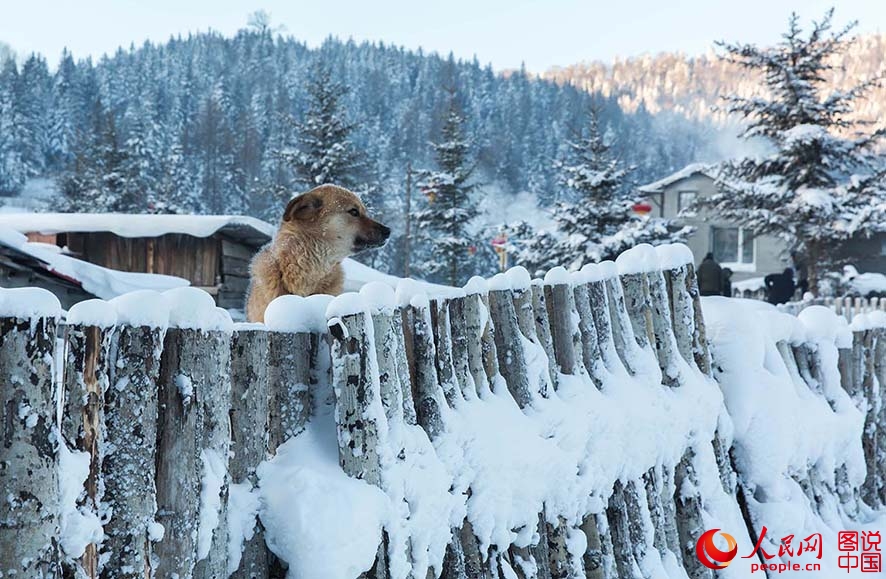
(0, 213, 275, 312)
(637, 164, 791, 284)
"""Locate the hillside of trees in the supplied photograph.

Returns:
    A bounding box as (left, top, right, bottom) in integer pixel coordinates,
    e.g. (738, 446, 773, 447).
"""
(544, 33, 886, 126)
(0, 26, 720, 213)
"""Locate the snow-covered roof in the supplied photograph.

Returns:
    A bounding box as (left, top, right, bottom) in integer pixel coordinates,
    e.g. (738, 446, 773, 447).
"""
(0, 227, 189, 300)
(637, 163, 718, 194)
(0, 213, 276, 247)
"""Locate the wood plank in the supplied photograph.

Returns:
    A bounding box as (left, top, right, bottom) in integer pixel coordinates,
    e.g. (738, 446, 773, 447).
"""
(222, 275, 250, 294)
(222, 255, 252, 278)
(222, 238, 258, 261)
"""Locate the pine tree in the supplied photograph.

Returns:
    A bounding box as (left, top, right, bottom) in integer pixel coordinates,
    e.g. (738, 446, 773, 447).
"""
(59, 100, 126, 212)
(0, 59, 25, 195)
(412, 98, 480, 286)
(508, 107, 689, 274)
(277, 64, 362, 189)
(701, 9, 886, 292)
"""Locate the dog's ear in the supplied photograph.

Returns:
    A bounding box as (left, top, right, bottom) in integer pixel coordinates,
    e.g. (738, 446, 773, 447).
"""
(283, 193, 323, 222)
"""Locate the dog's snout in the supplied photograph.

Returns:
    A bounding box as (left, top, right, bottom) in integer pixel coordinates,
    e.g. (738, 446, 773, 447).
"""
(378, 224, 391, 239)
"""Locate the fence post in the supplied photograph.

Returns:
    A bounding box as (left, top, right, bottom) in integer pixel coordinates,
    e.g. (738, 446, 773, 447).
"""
(487, 286, 534, 408)
(462, 288, 493, 397)
(267, 323, 323, 453)
(874, 327, 886, 506)
(329, 305, 390, 579)
(447, 295, 477, 400)
(684, 263, 712, 375)
(194, 323, 234, 579)
(0, 290, 61, 578)
(102, 292, 170, 579)
(154, 321, 232, 579)
(62, 300, 116, 578)
(582, 265, 628, 377)
(860, 328, 881, 508)
(530, 281, 560, 391)
(541, 271, 616, 579)
(544, 268, 585, 378)
(431, 298, 466, 407)
(661, 254, 736, 495)
(228, 325, 271, 579)
(572, 279, 605, 386)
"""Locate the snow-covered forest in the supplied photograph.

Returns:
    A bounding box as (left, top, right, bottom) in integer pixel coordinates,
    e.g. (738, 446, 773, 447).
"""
(0, 20, 720, 279)
(545, 33, 886, 124)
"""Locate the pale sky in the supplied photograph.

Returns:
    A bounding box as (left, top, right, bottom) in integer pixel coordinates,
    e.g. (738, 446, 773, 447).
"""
(1, 0, 884, 71)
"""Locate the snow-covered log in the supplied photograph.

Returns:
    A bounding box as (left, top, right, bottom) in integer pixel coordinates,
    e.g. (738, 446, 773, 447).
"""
(684, 263, 712, 376)
(373, 305, 417, 425)
(0, 290, 61, 578)
(329, 308, 384, 485)
(154, 325, 231, 579)
(101, 292, 169, 579)
(446, 296, 474, 401)
(267, 331, 318, 452)
(194, 327, 234, 579)
(571, 281, 603, 386)
(228, 325, 271, 579)
(431, 298, 465, 407)
(61, 301, 116, 578)
(405, 300, 448, 440)
(487, 288, 534, 408)
(461, 291, 491, 396)
(544, 271, 585, 377)
(531, 281, 560, 391)
(329, 307, 390, 579)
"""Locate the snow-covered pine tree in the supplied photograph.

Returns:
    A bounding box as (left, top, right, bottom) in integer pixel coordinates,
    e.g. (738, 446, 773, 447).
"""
(701, 9, 886, 292)
(507, 107, 689, 274)
(412, 97, 480, 286)
(58, 100, 126, 212)
(277, 64, 363, 189)
(0, 59, 26, 195)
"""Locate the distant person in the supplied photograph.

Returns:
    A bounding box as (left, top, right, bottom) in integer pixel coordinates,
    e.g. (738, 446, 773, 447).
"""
(697, 252, 723, 296)
(721, 267, 733, 297)
(765, 268, 796, 305)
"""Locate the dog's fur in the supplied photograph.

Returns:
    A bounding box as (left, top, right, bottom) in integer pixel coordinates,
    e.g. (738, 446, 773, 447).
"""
(245, 184, 391, 322)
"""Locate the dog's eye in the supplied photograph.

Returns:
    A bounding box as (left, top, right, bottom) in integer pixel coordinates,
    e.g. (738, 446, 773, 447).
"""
(348, 208, 360, 217)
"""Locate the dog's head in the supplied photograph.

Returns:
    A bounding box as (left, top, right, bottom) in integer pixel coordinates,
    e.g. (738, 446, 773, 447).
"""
(281, 184, 391, 260)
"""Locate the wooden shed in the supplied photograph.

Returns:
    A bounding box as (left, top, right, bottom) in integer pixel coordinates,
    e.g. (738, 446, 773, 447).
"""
(0, 213, 275, 312)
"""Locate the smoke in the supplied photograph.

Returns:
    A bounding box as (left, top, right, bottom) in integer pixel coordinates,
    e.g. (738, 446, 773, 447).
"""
(473, 183, 555, 235)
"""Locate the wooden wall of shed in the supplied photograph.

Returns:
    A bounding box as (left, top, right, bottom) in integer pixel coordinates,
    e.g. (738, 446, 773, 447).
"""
(66, 233, 220, 287)
(217, 239, 255, 311)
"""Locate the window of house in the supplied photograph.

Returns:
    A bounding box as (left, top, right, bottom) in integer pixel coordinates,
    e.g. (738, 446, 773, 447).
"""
(677, 190, 697, 213)
(880, 237, 886, 256)
(711, 226, 755, 265)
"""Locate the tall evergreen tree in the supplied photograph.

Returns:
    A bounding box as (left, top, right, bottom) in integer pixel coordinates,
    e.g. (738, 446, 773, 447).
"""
(277, 64, 362, 189)
(508, 107, 689, 274)
(413, 98, 480, 286)
(701, 9, 886, 292)
(0, 59, 25, 195)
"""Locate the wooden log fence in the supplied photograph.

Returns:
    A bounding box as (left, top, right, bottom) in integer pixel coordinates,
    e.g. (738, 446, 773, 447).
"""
(1, 244, 885, 578)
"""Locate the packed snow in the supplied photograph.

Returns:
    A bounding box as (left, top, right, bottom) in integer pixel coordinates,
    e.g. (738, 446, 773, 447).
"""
(0, 212, 275, 240)
(0, 285, 61, 319)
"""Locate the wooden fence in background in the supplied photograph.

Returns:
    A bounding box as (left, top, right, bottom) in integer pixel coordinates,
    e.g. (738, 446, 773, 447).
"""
(779, 295, 886, 322)
(1, 249, 885, 578)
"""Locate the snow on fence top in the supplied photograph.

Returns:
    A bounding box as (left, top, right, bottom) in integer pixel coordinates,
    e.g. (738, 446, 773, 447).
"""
(2, 241, 886, 579)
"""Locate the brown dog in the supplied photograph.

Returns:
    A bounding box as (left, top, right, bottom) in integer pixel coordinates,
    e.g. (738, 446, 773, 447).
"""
(245, 184, 391, 322)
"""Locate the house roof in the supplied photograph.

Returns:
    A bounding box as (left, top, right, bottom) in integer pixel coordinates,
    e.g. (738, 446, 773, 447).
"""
(637, 163, 719, 194)
(0, 213, 276, 247)
(0, 227, 189, 300)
